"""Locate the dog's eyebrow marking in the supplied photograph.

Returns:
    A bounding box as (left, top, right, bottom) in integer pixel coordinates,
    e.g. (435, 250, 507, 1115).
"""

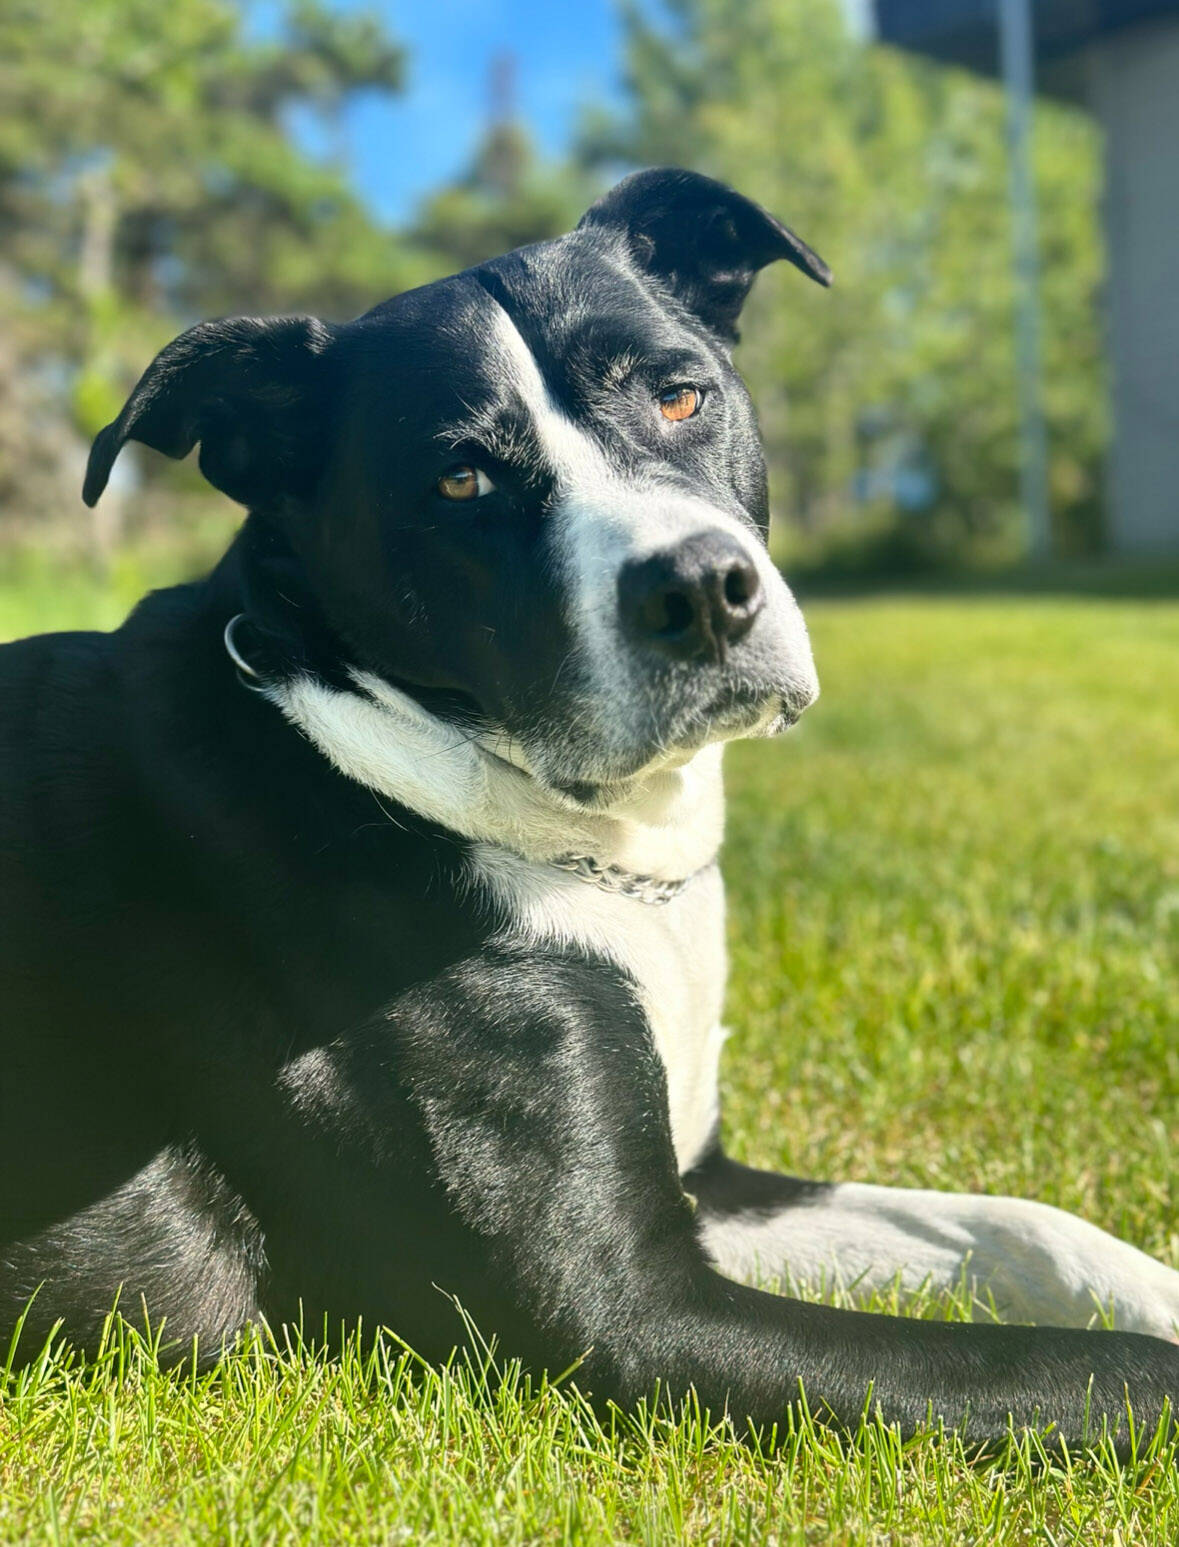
(434, 410, 538, 472)
(600, 349, 644, 389)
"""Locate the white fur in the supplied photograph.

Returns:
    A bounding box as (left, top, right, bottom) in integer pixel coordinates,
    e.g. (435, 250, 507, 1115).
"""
(270, 671, 724, 879)
(485, 304, 617, 500)
(701, 1182, 1179, 1338)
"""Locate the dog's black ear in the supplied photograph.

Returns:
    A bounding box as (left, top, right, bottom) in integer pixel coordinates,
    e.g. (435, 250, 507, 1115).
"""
(578, 167, 831, 339)
(83, 315, 336, 508)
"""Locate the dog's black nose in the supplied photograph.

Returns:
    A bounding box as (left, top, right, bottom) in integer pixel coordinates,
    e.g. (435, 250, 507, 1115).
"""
(617, 532, 763, 664)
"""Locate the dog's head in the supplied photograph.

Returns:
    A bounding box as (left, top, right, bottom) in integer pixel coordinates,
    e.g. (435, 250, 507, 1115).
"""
(86, 169, 829, 801)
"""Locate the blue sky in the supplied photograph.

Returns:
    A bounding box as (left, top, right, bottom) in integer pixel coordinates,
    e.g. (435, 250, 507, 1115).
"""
(279, 0, 627, 223)
(256, 0, 871, 225)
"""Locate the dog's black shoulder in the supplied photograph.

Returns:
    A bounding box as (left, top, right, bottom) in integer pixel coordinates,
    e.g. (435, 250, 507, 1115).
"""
(0, 623, 119, 751)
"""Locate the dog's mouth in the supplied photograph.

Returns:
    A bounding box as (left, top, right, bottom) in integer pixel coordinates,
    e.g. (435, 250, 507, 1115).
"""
(387, 644, 817, 812)
(491, 676, 815, 808)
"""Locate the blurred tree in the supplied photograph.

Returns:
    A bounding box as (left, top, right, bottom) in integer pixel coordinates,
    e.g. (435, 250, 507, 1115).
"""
(0, 0, 423, 553)
(590, 0, 1107, 564)
(0, 0, 1110, 573)
(411, 53, 597, 272)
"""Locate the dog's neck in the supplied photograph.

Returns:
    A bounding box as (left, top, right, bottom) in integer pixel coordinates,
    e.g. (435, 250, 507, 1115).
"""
(266, 667, 725, 883)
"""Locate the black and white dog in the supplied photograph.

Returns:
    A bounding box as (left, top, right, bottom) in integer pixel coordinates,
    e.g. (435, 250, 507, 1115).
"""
(2, 169, 1177, 1448)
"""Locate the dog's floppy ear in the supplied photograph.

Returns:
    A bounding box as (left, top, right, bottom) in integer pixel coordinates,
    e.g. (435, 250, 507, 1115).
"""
(578, 167, 831, 340)
(83, 315, 336, 508)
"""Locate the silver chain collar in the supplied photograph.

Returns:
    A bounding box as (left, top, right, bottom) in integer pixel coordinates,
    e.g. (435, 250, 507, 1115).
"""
(225, 613, 709, 907)
(548, 852, 708, 906)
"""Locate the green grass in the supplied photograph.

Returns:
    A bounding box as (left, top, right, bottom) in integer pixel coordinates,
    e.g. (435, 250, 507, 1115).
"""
(2, 575, 1179, 1543)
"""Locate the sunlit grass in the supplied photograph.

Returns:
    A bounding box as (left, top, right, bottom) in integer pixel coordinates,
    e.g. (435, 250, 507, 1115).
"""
(2, 572, 1178, 1543)
(4, 1312, 1179, 1547)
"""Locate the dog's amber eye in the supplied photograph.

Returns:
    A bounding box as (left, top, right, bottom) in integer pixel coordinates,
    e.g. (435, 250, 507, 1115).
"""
(437, 465, 494, 501)
(658, 385, 700, 423)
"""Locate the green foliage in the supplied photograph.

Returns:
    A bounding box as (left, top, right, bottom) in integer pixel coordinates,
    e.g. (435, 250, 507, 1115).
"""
(0, 0, 428, 550)
(598, 0, 1108, 564)
(0, 0, 416, 322)
(1, 585, 1179, 1540)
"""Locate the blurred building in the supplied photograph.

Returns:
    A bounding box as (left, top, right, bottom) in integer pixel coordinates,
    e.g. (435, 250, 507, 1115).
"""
(874, 1, 1179, 552)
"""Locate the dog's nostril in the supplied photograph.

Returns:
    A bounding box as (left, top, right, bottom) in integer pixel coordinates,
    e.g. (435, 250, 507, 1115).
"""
(723, 563, 757, 610)
(658, 589, 695, 637)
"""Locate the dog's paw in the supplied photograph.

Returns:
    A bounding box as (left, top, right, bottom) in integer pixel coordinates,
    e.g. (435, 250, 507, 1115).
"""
(973, 1197, 1179, 1339)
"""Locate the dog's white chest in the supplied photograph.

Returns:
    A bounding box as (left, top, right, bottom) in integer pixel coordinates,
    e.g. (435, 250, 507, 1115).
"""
(473, 847, 727, 1173)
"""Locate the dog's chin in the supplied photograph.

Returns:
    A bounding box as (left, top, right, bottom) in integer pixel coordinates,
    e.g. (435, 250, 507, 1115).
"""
(516, 684, 808, 809)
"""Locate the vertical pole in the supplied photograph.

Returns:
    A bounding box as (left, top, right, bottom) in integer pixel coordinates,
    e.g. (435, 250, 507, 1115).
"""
(998, 0, 1052, 558)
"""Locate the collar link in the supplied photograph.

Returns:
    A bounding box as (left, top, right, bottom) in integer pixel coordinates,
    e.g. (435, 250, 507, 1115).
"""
(548, 852, 706, 906)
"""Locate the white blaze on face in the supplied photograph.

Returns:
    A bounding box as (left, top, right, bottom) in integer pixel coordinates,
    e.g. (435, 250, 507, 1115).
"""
(484, 305, 818, 774)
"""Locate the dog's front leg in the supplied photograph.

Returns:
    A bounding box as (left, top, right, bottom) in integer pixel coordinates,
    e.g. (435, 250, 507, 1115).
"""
(383, 949, 1179, 1449)
(686, 1148, 1179, 1339)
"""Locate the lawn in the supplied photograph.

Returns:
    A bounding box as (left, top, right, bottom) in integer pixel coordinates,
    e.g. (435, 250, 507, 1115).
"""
(2, 573, 1178, 1544)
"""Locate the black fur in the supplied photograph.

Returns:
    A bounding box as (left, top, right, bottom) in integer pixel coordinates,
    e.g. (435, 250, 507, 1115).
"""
(3, 168, 1177, 1452)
